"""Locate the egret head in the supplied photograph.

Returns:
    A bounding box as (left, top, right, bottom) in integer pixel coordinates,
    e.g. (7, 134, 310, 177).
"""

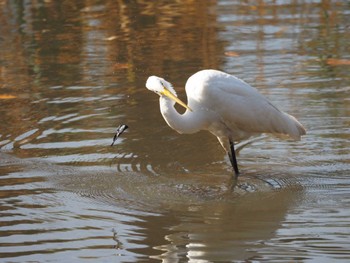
(146, 76, 192, 111)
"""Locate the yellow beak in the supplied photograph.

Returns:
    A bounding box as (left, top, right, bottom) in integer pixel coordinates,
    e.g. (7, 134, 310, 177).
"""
(161, 87, 192, 112)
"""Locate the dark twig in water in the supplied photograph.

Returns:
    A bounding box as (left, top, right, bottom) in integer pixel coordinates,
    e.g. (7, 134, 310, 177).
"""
(111, 124, 128, 146)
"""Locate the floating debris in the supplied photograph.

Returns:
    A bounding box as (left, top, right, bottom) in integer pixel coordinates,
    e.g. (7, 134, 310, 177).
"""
(111, 124, 128, 146)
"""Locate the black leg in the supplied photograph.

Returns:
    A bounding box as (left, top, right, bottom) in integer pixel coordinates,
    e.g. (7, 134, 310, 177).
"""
(228, 140, 239, 176)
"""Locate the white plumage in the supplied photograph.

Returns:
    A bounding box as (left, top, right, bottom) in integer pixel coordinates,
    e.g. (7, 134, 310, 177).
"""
(146, 69, 306, 175)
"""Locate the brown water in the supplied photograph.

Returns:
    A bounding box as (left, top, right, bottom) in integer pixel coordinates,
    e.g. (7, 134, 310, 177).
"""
(1, 1, 349, 262)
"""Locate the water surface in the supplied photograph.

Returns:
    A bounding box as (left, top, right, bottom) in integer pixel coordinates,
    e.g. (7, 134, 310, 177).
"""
(1, 1, 349, 262)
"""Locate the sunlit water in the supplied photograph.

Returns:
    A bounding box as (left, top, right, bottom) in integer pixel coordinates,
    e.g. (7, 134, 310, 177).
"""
(1, 1, 349, 262)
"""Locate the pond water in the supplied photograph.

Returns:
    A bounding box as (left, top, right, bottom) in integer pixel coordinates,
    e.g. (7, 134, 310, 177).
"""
(1, 1, 349, 262)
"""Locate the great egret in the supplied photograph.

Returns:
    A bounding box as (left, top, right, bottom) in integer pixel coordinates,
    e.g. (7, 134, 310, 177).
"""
(146, 69, 306, 176)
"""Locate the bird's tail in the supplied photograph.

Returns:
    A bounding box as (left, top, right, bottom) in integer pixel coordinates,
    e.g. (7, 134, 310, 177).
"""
(281, 112, 306, 140)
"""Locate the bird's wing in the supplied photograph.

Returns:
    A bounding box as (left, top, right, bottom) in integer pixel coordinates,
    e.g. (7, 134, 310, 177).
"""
(189, 71, 302, 140)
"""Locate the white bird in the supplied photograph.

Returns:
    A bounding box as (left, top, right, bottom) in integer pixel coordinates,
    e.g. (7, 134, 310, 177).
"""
(146, 69, 306, 176)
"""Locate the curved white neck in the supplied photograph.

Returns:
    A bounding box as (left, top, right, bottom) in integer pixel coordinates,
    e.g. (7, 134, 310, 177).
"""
(159, 97, 202, 134)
